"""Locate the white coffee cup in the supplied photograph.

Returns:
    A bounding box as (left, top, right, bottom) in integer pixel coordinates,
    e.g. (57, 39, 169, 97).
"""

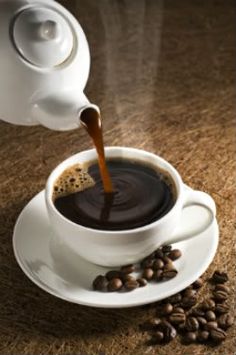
(45, 147, 216, 267)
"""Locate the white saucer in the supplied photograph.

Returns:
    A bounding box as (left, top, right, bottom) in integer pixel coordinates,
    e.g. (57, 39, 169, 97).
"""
(13, 191, 219, 308)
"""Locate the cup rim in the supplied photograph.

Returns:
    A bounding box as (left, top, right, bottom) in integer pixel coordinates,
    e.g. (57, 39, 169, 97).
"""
(45, 146, 183, 234)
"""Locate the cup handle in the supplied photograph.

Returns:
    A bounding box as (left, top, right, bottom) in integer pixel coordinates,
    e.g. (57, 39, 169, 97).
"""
(165, 184, 216, 245)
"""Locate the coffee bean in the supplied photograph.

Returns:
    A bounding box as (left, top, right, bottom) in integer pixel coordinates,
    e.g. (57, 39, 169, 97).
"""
(141, 318, 162, 330)
(192, 277, 203, 289)
(215, 303, 230, 315)
(120, 264, 135, 274)
(157, 303, 173, 316)
(210, 328, 227, 343)
(197, 316, 207, 327)
(154, 249, 164, 259)
(205, 310, 216, 321)
(141, 258, 154, 269)
(218, 314, 234, 329)
(211, 271, 228, 284)
(142, 268, 154, 280)
(162, 268, 178, 280)
(213, 290, 228, 302)
(159, 321, 177, 342)
(215, 284, 230, 294)
(200, 299, 215, 311)
(183, 288, 197, 298)
(137, 278, 148, 287)
(173, 307, 185, 313)
(186, 317, 199, 331)
(162, 256, 173, 265)
(197, 330, 209, 342)
(153, 269, 163, 281)
(152, 258, 164, 270)
(92, 275, 108, 291)
(204, 321, 218, 331)
(122, 274, 136, 283)
(124, 280, 139, 291)
(168, 249, 182, 261)
(191, 307, 205, 317)
(154, 331, 164, 343)
(178, 322, 186, 332)
(169, 311, 186, 325)
(107, 278, 123, 292)
(162, 245, 172, 253)
(183, 331, 197, 343)
(106, 270, 123, 281)
(167, 293, 182, 304)
(181, 295, 197, 309)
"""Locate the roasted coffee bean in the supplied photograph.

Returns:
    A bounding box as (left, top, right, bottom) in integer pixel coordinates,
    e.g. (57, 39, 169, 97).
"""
(191, 307, 205, 317)
(185, 317, 199, 331)
(156, 303, 173, 316)
(204, 321, 218, 331)
(153, 258, 164, 270)
(120, 264, 135, 274)
(210, 328, 226, 343)
(153, 269, 163, 281)
(167, 293, 182, 304)
(141, 258, 154, 269)
(141, 318, 162, 330)
(122, 274, 136, 283)
(142, 268, 154, 280)
(124, 280, 139, 291)
(205, 310, 216, 321)
(162, 268, 178, 280)
(200, 299, 215, 311)
(107, 278, 123, 292)
(183, 332, 197, 343)
(181, 295, 197, 309)
(159, 321, 177, 342)
(155, 249, 164, 259)
(213, 290, 228, 302)
(106, 270, 123, 281)
(197, 330, 209, 342)
(168, 249, 182, 261)
(192, 278, 203, 289)
(183, 288, 197, 298)
(217, 314, 234, 329)
(211, 271, 228, 284)
(215, 284, 230, 294)
(93, 275, 108, 291)
(154, 331, 164, 343)
(173, 307, 185, 313)
(137, 278, 148, 287)
(178, 322, 186, 332)
(162, 256, 173, 265)
(197, 316, 207, 327)
(169, 311, 186, 325)
(215, 303, 230, 314)
(162, 245, 172, 253)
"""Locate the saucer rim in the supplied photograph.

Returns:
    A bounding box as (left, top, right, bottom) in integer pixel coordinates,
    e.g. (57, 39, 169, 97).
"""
(13, 190, 219, 308)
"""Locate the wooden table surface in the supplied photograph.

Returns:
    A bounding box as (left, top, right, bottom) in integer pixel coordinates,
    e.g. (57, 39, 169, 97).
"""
(0, 1, 235, 354)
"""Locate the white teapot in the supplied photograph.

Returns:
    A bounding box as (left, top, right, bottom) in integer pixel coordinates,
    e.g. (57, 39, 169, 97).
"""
(0, 0, 99, 131)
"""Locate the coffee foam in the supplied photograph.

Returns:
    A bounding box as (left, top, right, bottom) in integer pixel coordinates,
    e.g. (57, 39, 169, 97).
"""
(53, 163, 95, 200)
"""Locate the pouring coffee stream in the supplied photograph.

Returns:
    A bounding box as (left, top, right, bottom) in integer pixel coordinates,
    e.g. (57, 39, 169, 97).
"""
(80, 108, 113, 194)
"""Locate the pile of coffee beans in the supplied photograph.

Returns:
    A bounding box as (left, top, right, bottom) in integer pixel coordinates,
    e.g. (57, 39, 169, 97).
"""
(92, 245, 181, 292)
(141, 270, 233, 345)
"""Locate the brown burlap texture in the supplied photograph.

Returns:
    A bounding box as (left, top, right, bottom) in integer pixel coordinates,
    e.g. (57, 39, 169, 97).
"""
(0, 1, 235, 354)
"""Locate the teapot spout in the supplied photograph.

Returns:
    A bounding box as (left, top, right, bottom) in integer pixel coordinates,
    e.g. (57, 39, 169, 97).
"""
(31, 91, 100, 131)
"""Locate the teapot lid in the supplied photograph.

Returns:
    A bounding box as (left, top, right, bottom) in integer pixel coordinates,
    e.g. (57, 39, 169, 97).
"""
(13, 6, 74, 68)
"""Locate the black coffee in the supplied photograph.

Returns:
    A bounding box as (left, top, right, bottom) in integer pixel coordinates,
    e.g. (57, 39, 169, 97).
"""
(53, 158, 176, 231)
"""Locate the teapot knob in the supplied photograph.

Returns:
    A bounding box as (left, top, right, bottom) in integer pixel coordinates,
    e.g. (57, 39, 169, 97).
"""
(38, 20, 60, 41)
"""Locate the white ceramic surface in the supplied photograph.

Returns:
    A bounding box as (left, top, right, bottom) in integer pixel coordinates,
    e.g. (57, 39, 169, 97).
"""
(13, 190, 219, 308)
(46, 147, 216, 267)
(0, 0, 98, 130)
